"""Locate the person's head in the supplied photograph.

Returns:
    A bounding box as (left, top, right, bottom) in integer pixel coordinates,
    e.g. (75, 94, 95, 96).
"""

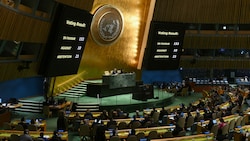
(53, 130, 58, 136)
(209, 118, 213, 123)
(21, 117, 25, 122)
(24, 129, 29, 134)
(133, 115, 136, 120)
(31, 119, 35, 124)
(59, 111, 65, 117)
(135, 110, 140, 115)
(130, 129, 136, 135)
(219, 118, 224, 123)
(40, 132, 44, 137)
(103, 110, 107, 113)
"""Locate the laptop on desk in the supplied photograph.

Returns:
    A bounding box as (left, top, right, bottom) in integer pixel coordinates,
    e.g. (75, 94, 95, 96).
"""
(26, 119, 31, 124)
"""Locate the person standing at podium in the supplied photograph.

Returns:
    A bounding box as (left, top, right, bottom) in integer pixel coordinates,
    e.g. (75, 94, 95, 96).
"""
(111, 68, 118, 75)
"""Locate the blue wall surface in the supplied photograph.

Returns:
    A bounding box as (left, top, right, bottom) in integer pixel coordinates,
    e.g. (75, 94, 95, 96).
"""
(142, 70, 182, 84)
(0, 76, 44, 103)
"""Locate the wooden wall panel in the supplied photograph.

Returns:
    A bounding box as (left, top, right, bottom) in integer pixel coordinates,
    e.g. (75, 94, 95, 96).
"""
(183, 36, 250, 49)
(0, 6, 51, 82)
(180, 59, 250, 69)
(0, 62, 39, 81)
(153, 0, 248, 24)
(55, 0, 94, 12)
(0, 6, 50, 43)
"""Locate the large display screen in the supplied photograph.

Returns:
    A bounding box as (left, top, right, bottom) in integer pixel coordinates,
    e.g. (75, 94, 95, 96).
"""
(39, 4, 93, 77)
(143, 21, 185, 70)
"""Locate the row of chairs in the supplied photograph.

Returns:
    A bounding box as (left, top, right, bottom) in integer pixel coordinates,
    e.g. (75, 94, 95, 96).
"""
(210, 115, 247, 138)
(108, 130, 173, 141)
(3, 122, 39, 131)
(9, 134, 44, 141)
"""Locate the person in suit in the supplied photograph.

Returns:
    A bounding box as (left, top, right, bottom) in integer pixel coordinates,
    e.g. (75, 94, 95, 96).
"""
(95, 125, 106, 141)
(18, 117, 28, 129)
(112, 68, 118, 74)
(159, 107, 168, 120)
(84, 109, 93, 120)
(20, 129, 33, 141)
(57, 111, 67, 131)
(172, 124, 185, 137)
(218, 118, 227, 129)
(128, 129, 136, 136)
(150, 107, 157, 118)
(207, 118, 214, 131)
(38, 132, 48, 141)
(107, 118, 117, 129)
(99, 110, 109, 120)
(50, 131, 61, 141)
(128, 115, 140, 128)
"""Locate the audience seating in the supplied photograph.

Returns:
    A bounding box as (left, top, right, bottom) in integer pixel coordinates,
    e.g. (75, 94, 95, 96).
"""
(177, 130, 186, 137)
(221, 124, 229, 136)
(148, 130, 159, 139)
(110, 135, 120, 141)
(14, 124, 24, 131)
(28, 124, 39, 131)
(217, 111, 222, 118)
(212, 113, 217, 119)
(2, 85, 250, 141)
(117, 121, 127, 130)
(136, 132, 145, 140)
(241, 115, 247, 126)
(210, 124, 218, 138)
(235, 116, 243, 127)
(150, 133, 214, 141)
(131, 121, 141, 129)
(162, 132, 173, 138)
(35, 138, 45, 141)
(228, 119, 235, 132)
(2, 122, 11, 130)
(196, 114, 240, 134)
(0, 130, 68, 141)
(234, 125, 250, 141)
(9, 134, 19, 141)
(79, 124, 90, 136)
(126, 135, 137, 141)
(152, 112, 160, 123)
(11, 119, 47, 131)
(185, 116, 194, 130)
(177, 117, 185, 128)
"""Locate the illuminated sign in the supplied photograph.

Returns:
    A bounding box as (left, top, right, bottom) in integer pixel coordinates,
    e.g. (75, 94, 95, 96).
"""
(143, 21, 185, 70)
(39, 4, 93, 76)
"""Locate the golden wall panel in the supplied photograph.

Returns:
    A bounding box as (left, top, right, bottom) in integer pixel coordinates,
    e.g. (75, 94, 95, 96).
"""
(52, 0, 152, 95)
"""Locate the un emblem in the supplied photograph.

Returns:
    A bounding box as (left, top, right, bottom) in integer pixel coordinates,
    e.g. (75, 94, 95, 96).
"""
(91, 5, 123, 45)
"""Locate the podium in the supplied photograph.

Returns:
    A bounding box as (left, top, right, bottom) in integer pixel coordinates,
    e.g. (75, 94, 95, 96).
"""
(102, 72, 136, 89)
(132, 84, 154, 101)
